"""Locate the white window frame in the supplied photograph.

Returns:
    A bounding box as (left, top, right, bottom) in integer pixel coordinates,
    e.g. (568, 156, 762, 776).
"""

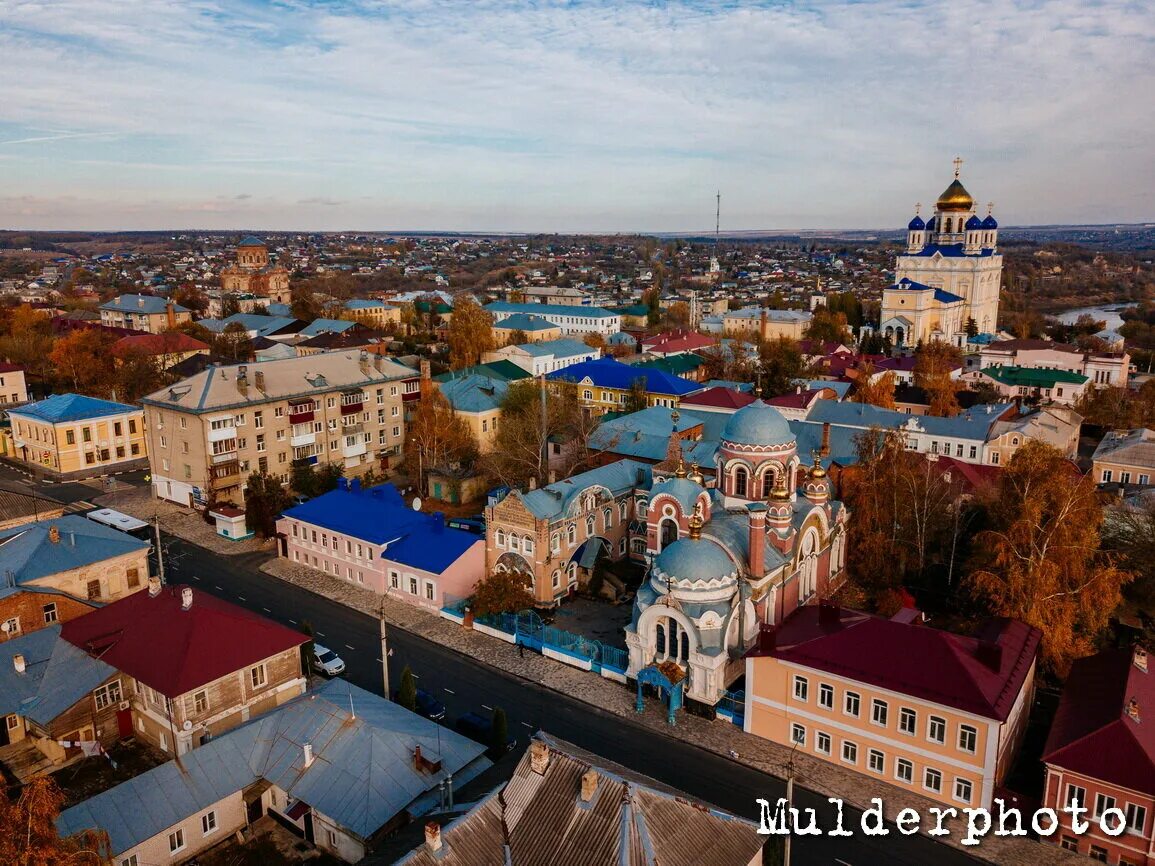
(815, 731, 831, 755)
(201, 810, 218, 835)
(870, 698, 888, 727)
(898, 707, 917, 735)
(840, 740, 857, 765)
(250, 664, 268, 690)
(868, 748, 885, 774)
(817, 683, 834, 710)
(927, 715, 946, 745)
(790, 723, 806, 747)
(792, 675, 808, 702)
(168, 828, 185, 853)
(953, 778, 973, 804)
(843, 691, 860, 718)
(958, 724, 977, 754)
(896, 758, 913, 784)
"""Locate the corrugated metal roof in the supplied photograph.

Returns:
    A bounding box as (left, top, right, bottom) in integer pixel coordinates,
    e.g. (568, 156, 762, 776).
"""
(0, 514, 149, 585)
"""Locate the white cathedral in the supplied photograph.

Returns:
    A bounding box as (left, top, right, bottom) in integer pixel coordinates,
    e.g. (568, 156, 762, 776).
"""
(879, 159, 1003, 347)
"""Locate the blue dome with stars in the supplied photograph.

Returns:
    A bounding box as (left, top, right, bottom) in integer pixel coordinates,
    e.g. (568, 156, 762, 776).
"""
(982, 214, 998, 229)
(908, 215, 925, 230)
(965, 215, 983, 230)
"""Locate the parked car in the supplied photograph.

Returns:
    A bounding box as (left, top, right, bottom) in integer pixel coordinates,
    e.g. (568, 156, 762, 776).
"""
(311, 644, 346, 677)
(414, 688, 447, 721)
(455, 711, 516, 752)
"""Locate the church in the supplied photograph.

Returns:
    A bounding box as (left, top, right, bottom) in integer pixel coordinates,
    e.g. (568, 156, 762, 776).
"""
(625, 399, 848, 708)
(220, 236, 292, 304)
(880, 159, 1002, 346)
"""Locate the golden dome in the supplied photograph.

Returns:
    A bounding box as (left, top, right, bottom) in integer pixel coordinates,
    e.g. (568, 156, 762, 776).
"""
(936, 178, 974, 212)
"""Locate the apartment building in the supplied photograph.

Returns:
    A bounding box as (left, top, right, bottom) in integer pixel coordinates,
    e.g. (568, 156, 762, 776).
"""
(545, 356, 700, 412)
(143, 352, 414, 507)
(744, 604, 1040, 811)
(979, 338, 1131, 388)
(1093, 428, 1155, 488)
(484, 301, 621, 337)
(99, 294, 192, 333)
(0, 363, 28, 405)
(342, 298, 401, 328)
(483, 337, 600, 376)
(7, 394, 148, 479)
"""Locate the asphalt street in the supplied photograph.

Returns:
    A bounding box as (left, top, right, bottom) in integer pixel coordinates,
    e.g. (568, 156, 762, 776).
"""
(2, 466, 982, 865)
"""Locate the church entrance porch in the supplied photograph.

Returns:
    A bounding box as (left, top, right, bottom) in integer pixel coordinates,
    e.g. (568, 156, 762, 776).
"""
(635, 662, 686, 726)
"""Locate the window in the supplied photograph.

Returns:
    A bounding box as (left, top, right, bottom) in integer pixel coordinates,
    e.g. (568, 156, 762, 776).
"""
(1122, 471, 1133, 484)
(844, 692, 860, 717)
(898, 707, 916, 734)
(1140, 474, 1150, 486)
(326, 829, 338, 847)
(42, 603, 58, 624)
(924, 768, 942, 793)
(567, 524, 576, 545)
(169, 828, 185, 853)
(126, 567, 140, 589)
(201, 810, 218, 835)
(816, 732, 831, 754)
(928, 715, 946, 744)
(254, 411, 264, 428)
(87, 579, 102, 600)
(2, 616, 19, 635)
(1126, 803, 1147, 834)
(249, 664, 268, 690)
(409, 577, 418, 595)
(390, 570, 400, 589)
(1102, 469, 1113, 483)
(841, 741, 857, 764)
(193, 691, 208, 714)
(1093, 793, 1117, 818)
(120, 856, 138, 866)
(871, 698, 888, 727)
(958, 724, 977, 754)
(495, 529, 506, 547)
(868, 749, 884, 773)
(1088, 846, 1108, 863)
(1060, 837, 1078, 851)
(129, 419, 137, 433)
(896, 758, 913, 783)
(818, 683, 833, 710)
(791, 723, 806, 746)
(425, 582, 435, 601)
(82, 427, 92, 442)
(1065, 784, 1086, 810)
(66, 429, 75, 445)
(793, 675, 808, 702)
(954, 778, 973, 803)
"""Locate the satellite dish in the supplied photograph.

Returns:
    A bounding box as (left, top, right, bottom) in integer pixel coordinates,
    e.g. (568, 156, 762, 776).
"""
(411, 497, 423, 511)
(0, 621, 9, 633)
(182, 720, 193, 731)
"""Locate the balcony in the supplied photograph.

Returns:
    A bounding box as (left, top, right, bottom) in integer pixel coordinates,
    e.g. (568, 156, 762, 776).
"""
(207, 426, 236, 443)
(210, 449, 238, 465)
(340, 401, 363, 416)
(290, 431, 316, 447)
(342, 441, 368, 458)
(340, 422, 364, 435)
(288, 401, 316, 424)
(210, 461, 242, 488)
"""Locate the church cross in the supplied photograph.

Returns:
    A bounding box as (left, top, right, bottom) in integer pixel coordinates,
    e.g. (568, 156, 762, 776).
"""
(953, 156, 964, 178)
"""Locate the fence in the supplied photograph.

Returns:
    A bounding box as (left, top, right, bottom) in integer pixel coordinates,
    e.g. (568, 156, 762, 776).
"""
(715, 688, 745, 727)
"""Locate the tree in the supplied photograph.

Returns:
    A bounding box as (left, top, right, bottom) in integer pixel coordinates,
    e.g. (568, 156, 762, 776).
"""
(447, 295, 495, 369)
(622, 376, 649, 413)
(665, 301, 690, 328)
(852, 363, 897, 409)
(489, 706, 509, 755)
(172, 284, 209, 316)
(506, 328, 529, 346)
(470, 570, 535, 616)
(643, 287, 660, 327)
(1102, 498, 1155, 614)
(49, 329, 116, 396)
(965, 317, 979, 339)
(291, 286, 325, 321)
(582, 332, 607, 351)
(0, 304, 55, 377)
(114, 349, 164, 402)
(804, 307, 851, 344)
(215, 322, 254, 361)
(397, 665, 418, 711)
(406, 378, 478, 492)
(914, 342, 962, 417)
(757, 337, 808, 398)
(244, 471, 290, 538)
(0, 776, 111, 865)
(965, 441, 1132, 675)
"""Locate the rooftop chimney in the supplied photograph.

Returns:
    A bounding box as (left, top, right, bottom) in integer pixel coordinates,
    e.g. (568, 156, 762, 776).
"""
(424, 822, 443, 854)
(148, 575, 162, 597)
(166, 302, 176, 328)
(818, 599, 841, 625)
(13, 653, 26, 674)
(580, 769, 599, 803)
(529, 740, 550, 775)
(1135, 646, 1149, 674)
(527, 477, 536, 491)
(820, 422, 831, 458)
(254, 370, 265, 392)
(181, 587, 193, 610)
(747, 504, 766, 577)
(48, 525, 60, 544)
(303, 743, 314, 768)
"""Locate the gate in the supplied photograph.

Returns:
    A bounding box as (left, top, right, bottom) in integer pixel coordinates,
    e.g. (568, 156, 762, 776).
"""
(515, 609, 545, 651)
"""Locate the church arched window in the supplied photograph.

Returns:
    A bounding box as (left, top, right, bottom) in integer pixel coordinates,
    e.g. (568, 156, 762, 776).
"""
(734, 467, 748, 498)
(585, 515, 596, 537)
(680, 630, 690, 661)
(659, 518, 678, 551)
(656, 622, 666, 655)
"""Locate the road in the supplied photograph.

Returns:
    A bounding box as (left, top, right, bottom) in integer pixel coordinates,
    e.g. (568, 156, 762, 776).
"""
(2, 466, 980, 865)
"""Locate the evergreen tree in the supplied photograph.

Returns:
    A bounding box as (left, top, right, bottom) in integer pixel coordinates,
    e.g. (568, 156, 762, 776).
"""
(490, 706, 509, 755)
(397, 665, 418, 711)
(244, 471, 290, 538)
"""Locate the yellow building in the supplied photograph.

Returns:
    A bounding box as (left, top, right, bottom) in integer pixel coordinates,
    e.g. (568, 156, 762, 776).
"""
(436, 373, 506, 453)
(8, 394, 147, 479)
(492, 313, 563, 344)
(342, 299, 401, 329)
(220, 236, 291, 304)
(744, 604, 1039, 811)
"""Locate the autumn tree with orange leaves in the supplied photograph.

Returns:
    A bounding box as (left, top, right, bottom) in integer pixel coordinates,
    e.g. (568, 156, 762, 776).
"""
(914, 341, 962, 417)
(0, 777, 111, 865)
(852, 362, 897, 409)
(966, 440, 1131, 675)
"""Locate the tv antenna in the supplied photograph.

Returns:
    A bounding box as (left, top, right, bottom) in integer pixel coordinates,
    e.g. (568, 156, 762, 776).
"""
(715, 190, 720, 248)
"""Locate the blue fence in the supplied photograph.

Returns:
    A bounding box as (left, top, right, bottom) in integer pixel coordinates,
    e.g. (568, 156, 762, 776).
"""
(717, 688, 745, 727)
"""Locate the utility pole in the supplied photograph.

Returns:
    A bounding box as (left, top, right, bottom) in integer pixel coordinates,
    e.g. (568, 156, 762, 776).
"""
(539, 374, 548, 485)
(154, 516, 166, 585)
(379, 600, 392, 699)
(783, 744, 797, 866)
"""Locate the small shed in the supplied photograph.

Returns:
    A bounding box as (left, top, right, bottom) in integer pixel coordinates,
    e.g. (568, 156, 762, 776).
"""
(210, 505, 252, 541)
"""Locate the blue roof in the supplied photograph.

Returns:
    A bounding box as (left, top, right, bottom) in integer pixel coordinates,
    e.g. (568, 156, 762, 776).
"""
(890, 278, 965, 306)
(0, 625, 118, 724)
(298, 318, 357, 337)
(438, 374, 508, 413)
(238, 236, 265, 246)
(803, 400, 1014, 440)
(199, 313, 299, 336)
(519, 460, 652, 521)
(906, 243, 995, 258)
(514, 337, 596, 359)
(655, 537, 736, 583)
(588, 407, 722, 464)
(908, 215, 926, 230)
(344, 299, 395, 310)
(0, 515, 149, 584)
(926, 216, 937, 230)
(493, 312, 559, 332)
(607, 331, 638, 346)
(485, 301, 618, 319)
(649, 478, 706, 513)
(965, 215, 983, 230)
(721, 401, 795, 447)
(982, 215, 998, 229)
(100, 294, 190, 315)
(725, 306, 812, 322)
(265, 303, 292, 317)
(57, 678, 487, 854)
(9, 393, 138, 424)
(807, 379, 852, 399)
(546, 356, 698, 396)
(281, 483, 480, 573)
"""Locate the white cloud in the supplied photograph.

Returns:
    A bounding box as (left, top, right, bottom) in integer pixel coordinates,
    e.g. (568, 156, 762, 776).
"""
(0, 0, 1152, 230)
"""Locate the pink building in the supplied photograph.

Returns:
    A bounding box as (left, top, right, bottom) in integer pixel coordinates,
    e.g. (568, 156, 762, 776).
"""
(275, 480, 485, 611)
(1042, 646, 1155, 865)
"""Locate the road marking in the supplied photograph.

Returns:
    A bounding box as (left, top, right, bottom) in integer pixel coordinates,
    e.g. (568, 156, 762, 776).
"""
(443, 688, 455, 695)
(191, 575, 201, 581)
(289, 619, 297, 625)
(376, 658, 383, 663)
(215, 585, 224, 590)
(481, 704, 492, 711)
(520, 722, 534, 729)
(263, 607, 272, 613)
(316, 632, 325, 637)
(237, 596, 246, 601)
(345, 644, 355, 650)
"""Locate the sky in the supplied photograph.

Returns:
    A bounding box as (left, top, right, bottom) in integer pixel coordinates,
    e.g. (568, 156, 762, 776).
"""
(1, 0, 1153, 233)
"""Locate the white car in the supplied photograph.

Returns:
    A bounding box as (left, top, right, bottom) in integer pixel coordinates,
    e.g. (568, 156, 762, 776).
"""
(312, 644, 346, 677)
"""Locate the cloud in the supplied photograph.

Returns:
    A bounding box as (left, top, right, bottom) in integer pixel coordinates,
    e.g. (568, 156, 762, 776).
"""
(0, 0, 1152, 230)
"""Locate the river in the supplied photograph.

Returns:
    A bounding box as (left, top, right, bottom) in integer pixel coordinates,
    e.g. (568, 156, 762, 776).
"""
(1054, 304, 1132, 330)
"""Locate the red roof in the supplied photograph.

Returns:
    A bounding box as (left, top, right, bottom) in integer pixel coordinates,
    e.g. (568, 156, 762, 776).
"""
(798, 340, 851, 356)
(111, 332, 210, 357)
(0, 362, 23, 373)
(642, 330, 717, 354)
(678, 387, 756, 410)
(750, 606, 1040, 721)
(930, 455, 1002, 494)
(765, 389, 823, 410)
(1043, 648, 1155, 795)
(61, 584, 306, 696)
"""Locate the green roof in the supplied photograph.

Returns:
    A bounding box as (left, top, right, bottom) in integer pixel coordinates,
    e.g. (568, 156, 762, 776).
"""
(434, 359, 531, 384)
(983, 365, 1088, 387)
(612, 304, 650, 317)
(633, 354, 703, 376)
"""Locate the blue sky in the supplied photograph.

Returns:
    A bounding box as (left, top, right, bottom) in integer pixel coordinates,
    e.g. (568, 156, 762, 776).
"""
(1, 0, 1152, 232)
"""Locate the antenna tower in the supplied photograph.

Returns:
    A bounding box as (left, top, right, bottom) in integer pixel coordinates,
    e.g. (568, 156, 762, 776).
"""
(715, 190, 720, 247)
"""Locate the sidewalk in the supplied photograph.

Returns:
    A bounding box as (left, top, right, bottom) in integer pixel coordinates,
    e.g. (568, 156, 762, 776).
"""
(260, 559, 1082, 866)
